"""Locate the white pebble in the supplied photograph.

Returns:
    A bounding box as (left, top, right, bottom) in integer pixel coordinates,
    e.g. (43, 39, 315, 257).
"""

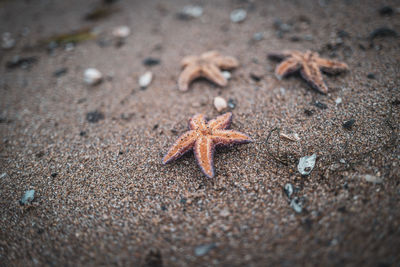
(84, 68, 103, 85)
(139, 71, 153, 88)
(214, 96, 228, 112)
(2, 32, 15, 49)
(0, 172, 7, 179)
(182, 5, 203, 18)
(335, 97, 342, 105)
(112, 26, 131, 38)
(298, 154, 316, 175)
(222, 71, 231, 80)
(230, 9, 247, 23)
(363, 174, 383, 184)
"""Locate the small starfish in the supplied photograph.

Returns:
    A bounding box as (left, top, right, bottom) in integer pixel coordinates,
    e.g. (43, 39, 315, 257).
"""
(163, 112, 251, 178)
(268, 50, 349, 94)
(178, 51, 239, 91)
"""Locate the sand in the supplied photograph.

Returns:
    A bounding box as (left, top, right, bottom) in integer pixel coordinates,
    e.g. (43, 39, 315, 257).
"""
(1, 0, 399, 266)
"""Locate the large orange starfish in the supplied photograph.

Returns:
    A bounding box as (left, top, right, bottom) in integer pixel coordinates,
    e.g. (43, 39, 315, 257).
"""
(178, 51, 239, 91)
(268, 50, 349, 94)
(163, 112, 251, 178)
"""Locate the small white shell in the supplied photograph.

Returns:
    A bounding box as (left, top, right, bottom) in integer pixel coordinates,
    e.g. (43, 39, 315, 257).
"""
(182, 5, 203, 18)
(214, 96, 227, 112)
(298, 154, 316, 175)
(112, 26, 131, 38)
(222, 71, 231, 80)
(84, 68, 103, 85)
(139, 71, 153, 88)
(230, 9, 247, 23)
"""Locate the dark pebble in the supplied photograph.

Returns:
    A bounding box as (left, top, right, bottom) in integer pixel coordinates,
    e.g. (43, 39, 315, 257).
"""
(250, 73, 262, 82)
(337, 30, 350, 38)
(161, 205, 167, 211)
(228, 98, 236, 109)
(118, 151, 124, 155)
(53, 67, 68, 77)
(392, 99, 400, 106)
(51, 173, 58, 178)
(367, 73, 376, 79)
(304, 109, 314, 116)
(144, 249, 163, 267)
(180, 198, 187, 204)
(314, 101, 327, 110)
(290, 35, 301, 42)
(176, 13, 192, 21)
(337, 206, 346, 213)
(86, 111, 105, 123)
(6, 56, 38, 69)
(369, 27, 398, 40)
(379, 6, 394, 16)
(343, 119, 355, 129)
(36, 151, 45, 158)
(153, 124, 159, 130)
(143, 57, 161, 66)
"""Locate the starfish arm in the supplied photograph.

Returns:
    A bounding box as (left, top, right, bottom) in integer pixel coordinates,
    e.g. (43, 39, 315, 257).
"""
(163, 130, 197, 164)
(201, 50, 220, 59)
(194, 136, 215, 178)
(211, 129, 252, 146)
(315, 57, 349, 74)
(300, 61, 328, 94)
(213, 56, 239, 69)
(201, 64, 228, 87)
(178, 65, 202, 91)
(181, 55, 198, 67)
(208, 112, 232, 130)
(274, 57, 301, 80)
(189, 114, 207, 130)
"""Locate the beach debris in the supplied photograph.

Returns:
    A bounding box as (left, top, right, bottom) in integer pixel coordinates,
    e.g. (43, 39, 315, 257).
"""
(214, 96, 228, 112)
(139, 71, 153, 89)
(227, 98, 236, 109)
(2, 32, 15, 49)
(290, 197, 303, 213)
(222, 71, 231, 80)
(53, 67, 68, 77)
(363, 174, 383, 184)
(280, 132, 300, 142)
(335, 97, 342, 105)
(6, 56, 38, 70)
(269, 50, 349, 94)
(42, 28, 96, 47)
(84, 68, 103, 85)
(230, 9, 247, 23)
(86, 111, 105, 123)
(20, 189, 35, 205)
(252, 32, 264, 41)
(182, 5, 203, 18)
(143, 57, 161, 66)
(369, 27, 397, 40)
(284, 183, 294, 198)
(298, 154, 316, 175)
(178, 51, 239, 91)
(195, 243, 216, 256)
(112, 25, 130, 38)
(342, 119, 355, 130)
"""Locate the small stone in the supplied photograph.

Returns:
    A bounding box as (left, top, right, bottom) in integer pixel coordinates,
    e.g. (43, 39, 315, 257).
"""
(335, 97, 342, 105)
(252, 32, 264, 41)
(84, 68, 103, 85)
(214, 96, 227, 112)
(86, 110, 105, 123)
(339, 158, 346, 164)
(369, 27, 397, 40)
(290, 197, 303, 213)
(222, 71, 231, 80)
(367, 73, 376, 79)
(284, 183, 293, 198)
(363, 174, 383, 184)
(250, 72, 262, 82)
(219, 208, 230, 217)
(314, 101, 327, 109)
(298, 154, 316, 176)
(304, 109, 314, 116)
(342, 119, 355, 130)
(6, 56, 38, 70)
(195, 243, 216, 256)
(182, 5, 203, 18)
(227, 98, 236, 109)
(64, 42, 75, 51)
(20, 189, 35, 205)
(2, 32, 15, 49)
(51, 173, 58, 178)
(304, 34, 313, 41)
(112, 26, 131, 38)
(142, 57, 161, 66)
(0, 172, 7, 179)
(139, 71, 153, 89)
(53, 67, 68, 77)
(379, 6, 394, 16)
(230, 9, 247, 23)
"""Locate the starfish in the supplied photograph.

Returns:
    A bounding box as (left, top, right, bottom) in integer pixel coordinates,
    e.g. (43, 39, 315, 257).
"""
(178, 50, 239, 91)
(268, 50, 349, 94)
(163, 112, 251, 178)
